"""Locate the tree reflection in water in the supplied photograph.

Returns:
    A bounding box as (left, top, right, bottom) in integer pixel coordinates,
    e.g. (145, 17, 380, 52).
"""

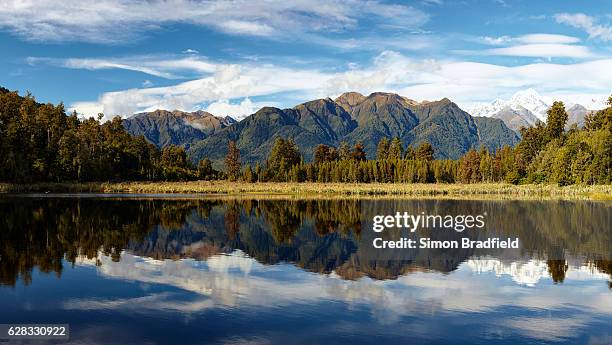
(0, 197, 610, 287)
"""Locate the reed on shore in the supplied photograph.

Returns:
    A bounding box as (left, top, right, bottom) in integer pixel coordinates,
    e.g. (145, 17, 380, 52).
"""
(1, 181, 611, 199)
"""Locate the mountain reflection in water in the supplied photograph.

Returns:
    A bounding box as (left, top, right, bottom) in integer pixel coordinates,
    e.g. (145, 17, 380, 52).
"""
(0, 196, 610, 345)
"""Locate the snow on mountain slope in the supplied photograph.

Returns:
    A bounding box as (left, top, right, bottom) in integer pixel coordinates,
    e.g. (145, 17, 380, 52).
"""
(466, 88, 604, 131)
(467, 88, 550, 121)
(508, 88, 551, 121)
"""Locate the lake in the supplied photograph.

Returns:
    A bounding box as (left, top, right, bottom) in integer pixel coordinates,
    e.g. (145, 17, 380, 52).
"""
(0, 195, 610, 344)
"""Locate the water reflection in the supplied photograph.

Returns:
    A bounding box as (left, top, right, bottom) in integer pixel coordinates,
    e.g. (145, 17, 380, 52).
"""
(1, 197, 610, 286)
(0, 196, 610, 344)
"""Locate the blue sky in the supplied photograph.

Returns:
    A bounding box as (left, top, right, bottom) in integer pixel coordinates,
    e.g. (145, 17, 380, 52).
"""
(1, 0, 611, 120)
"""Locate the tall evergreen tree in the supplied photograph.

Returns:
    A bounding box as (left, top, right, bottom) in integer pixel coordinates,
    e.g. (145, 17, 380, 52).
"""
(338, 141, 351, 160)
(376, 138, 390, 160)
(546, 101, 568, 142)
(415, 142, 434, 161)
(351, 142, 367, 161)
(388, 137, 403, 160)
(266, 137, 301, 181)
(225, 140, 241, 181)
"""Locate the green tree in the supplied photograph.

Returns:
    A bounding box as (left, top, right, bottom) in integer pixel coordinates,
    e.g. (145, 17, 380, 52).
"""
(351, 142, 367, 161)
(458, 149, 481, 183)
(313, 144, 338, 165)
(243, 165, 254, 182)
(546, 101, 568, 142)
(404, 145, 415, 160)
(376, 137, 389, 160)
(388, 137, 403, 160)
(198, 158, 215, 180)
(338, 141, 351, 160)
(265, 137, 301, 181)
(225, 140, 241, 181)
(415, 142, 434, 161)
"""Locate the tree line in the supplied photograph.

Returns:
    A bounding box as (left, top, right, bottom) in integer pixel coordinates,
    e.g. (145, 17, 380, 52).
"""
(226, 97, 611, 185)
(0, 87, 199, 182)
(1, 87, 609, 185)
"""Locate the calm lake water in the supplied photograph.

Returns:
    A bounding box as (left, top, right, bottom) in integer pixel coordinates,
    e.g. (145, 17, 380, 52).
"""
(0, 195, 610, 345)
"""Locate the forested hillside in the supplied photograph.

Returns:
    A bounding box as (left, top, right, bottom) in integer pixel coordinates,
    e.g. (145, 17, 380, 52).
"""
(226, 98, 611, 185)
(1, 86, 609, 185)
(123, 109, 235, 148)
(0, 87, 195, 182)
(185, 92, 520, 166)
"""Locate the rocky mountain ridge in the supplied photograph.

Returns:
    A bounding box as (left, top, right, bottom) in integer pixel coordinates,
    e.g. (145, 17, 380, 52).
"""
(123, 92, 520, 167)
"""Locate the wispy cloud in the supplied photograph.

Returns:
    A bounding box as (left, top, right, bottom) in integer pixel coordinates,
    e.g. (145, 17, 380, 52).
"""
(482, 44, 593, 58)
(466, 33, 591, 58)
(482, 33, 580, 45)
(555, 13, 612, 42)
(27, 55, 217, 79)
(0, 0, 428, 44)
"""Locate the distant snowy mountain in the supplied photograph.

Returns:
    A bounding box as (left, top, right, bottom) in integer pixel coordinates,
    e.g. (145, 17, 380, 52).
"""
(467, 88, 596, 132)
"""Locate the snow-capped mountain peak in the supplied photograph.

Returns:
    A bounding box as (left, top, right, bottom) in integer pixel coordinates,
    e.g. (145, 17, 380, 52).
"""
(466, 88, 601, 132)
(507, 88, 551, 121)
(466, 88, 552, 123)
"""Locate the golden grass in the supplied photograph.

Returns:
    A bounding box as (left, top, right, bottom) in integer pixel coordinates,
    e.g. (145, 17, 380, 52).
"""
(1, 181, 611, 200)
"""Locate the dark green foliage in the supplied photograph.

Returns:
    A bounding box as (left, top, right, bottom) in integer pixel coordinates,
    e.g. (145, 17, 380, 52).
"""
(388, 137, 403, 160)
(545, 101, 568, 142)
(240, 95, 611, 185)
(123, 109, 234, 148)
(264, 137, 302, 181)
(3, 87, 609, 186)
(415, 142, 435, 161)
(338, 141, 351, 160)
(473, 116, 521, 150)
(351, 142, 367, 161)
(376, 137, 389, 159)
(0, 89, 195, 182)
(584, 97, 612, 131)
(224, 140, 241, 181)
(243, 165, 255, 183)
(197, 158, 218, 180)
(187, 92, 519, 167)
(313, 144, 339, 165)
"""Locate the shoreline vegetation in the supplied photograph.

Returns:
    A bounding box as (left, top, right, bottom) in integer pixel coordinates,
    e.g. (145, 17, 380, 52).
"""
(1, 181, 611, 200)
(1, 89, 610, 193)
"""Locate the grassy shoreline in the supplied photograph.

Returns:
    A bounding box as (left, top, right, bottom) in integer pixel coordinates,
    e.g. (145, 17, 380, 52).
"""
(0, 181, 611, 200)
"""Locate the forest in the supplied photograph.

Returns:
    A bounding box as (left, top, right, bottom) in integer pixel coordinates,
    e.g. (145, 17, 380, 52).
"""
(0, 87, 195, 182)
(229, 98, 612, 185)
(0, 87, 610, 185)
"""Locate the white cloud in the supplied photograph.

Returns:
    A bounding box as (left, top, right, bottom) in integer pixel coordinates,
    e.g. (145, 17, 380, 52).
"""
(206, 98, 277, 120)
(73, 251, 612, 334)
(482, 34, 580, 45)
(0, 0, 428, 44)
(69, 101, 104, 118)
(27, 55, 217, 79)
(468, 34, 591, 58)
(484, 44, 593, 58)
(516, 33, 581, 44)
(66, 51, 612, 120)
(555, 13, 612, 42)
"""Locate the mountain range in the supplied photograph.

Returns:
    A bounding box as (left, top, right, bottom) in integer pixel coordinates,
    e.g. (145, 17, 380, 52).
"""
(124, 92, 519, 167)
(467, 88, 594, 132)
(123, 109, 236, 149)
